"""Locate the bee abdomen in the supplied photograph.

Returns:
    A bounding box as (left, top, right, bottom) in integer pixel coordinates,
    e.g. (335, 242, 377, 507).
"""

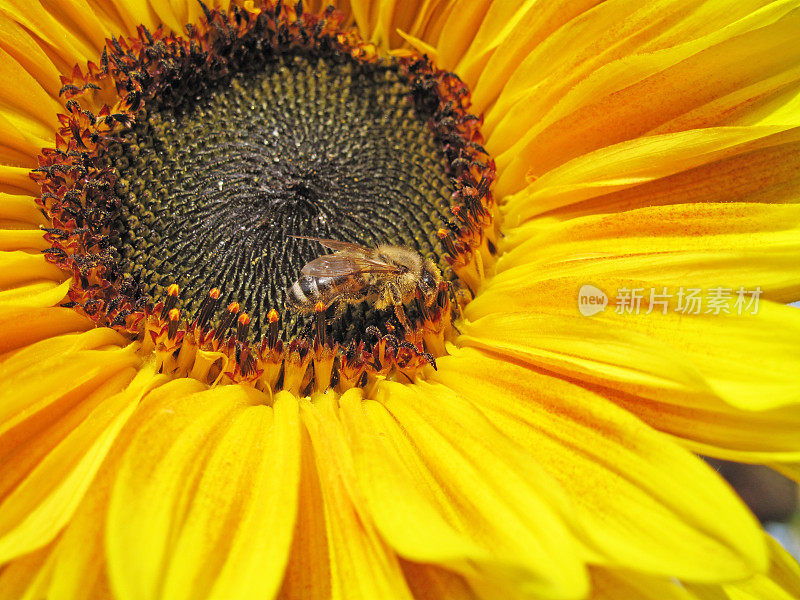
(286, 275, 320, 312)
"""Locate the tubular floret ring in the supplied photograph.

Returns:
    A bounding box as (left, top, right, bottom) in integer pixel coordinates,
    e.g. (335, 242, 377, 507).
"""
(33, 2, 497, 394)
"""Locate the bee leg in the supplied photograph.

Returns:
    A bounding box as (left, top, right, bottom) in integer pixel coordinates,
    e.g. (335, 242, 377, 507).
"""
(387, 283, 413, 333)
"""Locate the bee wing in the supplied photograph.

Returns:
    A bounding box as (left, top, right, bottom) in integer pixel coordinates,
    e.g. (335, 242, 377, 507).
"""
(300, 254, 401, 277)
(290, 235, 373, 255)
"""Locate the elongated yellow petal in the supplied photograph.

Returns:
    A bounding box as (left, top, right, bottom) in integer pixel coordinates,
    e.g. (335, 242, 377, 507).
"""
(0, 227, 50, 253)
(0, 251, 63, 288)
(158, 392, 301, 600)
(489, 2, 800, 196)
(0, 365, 164, 564)
(432, 348, 767, 582)
(277, 421, 332, 600)
(460, 279, 800, 462)
(0, 305, 92, 354)
(0, 328, 137, 435)
(0, 542, 56, 600)
(300, 394, 416, 600)
(0, 0, 100, 64)
(688, 535, 800, 599)
(467, 0, 601, 114)
(340, 383, 588, 599)
(590, 568, 697, 600)
(499, 201, 800, 302)
(401, 561, 479, 600)
(434, 0, 490, 72)
(0, 165, 38, 196)
(47, 378, 208, 600)
(0, 194, 46, 225)
(106, 383, 301, 600)
(0, 278, 71, 308)
(502, 126, 800, 226)
(0, 44, 62, 138)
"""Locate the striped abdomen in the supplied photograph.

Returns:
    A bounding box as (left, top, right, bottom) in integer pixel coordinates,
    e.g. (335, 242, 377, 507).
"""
(285, 274, 361, 313)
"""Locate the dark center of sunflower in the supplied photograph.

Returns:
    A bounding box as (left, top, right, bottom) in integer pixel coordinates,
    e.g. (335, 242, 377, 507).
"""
(106, 51, 454, 340)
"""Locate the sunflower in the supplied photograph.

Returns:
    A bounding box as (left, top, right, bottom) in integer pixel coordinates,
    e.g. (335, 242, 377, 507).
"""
(1, 0, 800, 598)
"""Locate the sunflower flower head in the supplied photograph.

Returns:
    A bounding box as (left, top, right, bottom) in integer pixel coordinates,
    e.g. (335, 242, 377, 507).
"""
(1, 1, 800, 599)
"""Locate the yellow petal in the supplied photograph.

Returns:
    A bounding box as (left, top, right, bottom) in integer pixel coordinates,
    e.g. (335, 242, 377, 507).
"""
(0, 364, 164, 564)
(0, 542, 56, 600)
(402, 561, 479, 600)
(0, 194, 46, 225)
(499, 200, 800, 303)
(467, 0, 601, 114)
(340, 383, 588, 599)
(434, 0, 491, 72)
(161, 392, 301, 600)
(0, 0, 100, 65)
(489, 2, 800, 196)
(460, 277, 800, 463)
(590, 568, 697, 600)
(277, 419, 332, 600)
(0, 165, 39, 196)
(47, 378, 208, 600)
(0, 44, 62, 139)
(502, 126, 800, 226)
(0, 305, 92, 354)
(432, 348, 767, 582)
(688, 535, 800, 600)
(0, 328, 137, 435)
(106, 383, 300, 600)
(96, 0, 161, 35)
(0, 10, 62, 98)
(0, 228, 50, 252)
(300, 393, 416, 600)
(0, 251, 63, 289)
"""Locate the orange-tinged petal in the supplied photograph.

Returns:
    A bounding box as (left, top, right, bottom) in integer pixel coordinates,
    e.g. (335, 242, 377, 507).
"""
(434, 0, 491, 72)
(0, 251, 64, 289)
(0, 165, 39, 196)
(0, 45, 62, 138)
(106, 384, 291, 600)
(502, 126, 800, 226)
(0, 328, 137, 435)
(340, 383, 588, 599)
(277, 423, 332, 600)
(0, 10, 62, 98)
(432, 348, 767, 582)
(402, 561, 479, 600)
(0, 543, 56, 600)
(97, 0, 161, 35)
(300, 393, 416, 600)
(0, 364, 164, 564)
(0, 305, 92, 355)
(47, 378, 208, 600)
(159, 392, 301, 600)
(590, 568, 696, 600)
(0, 194, 46, 226)
(0, 0, 100, 64)
(490, 3, 800, 196)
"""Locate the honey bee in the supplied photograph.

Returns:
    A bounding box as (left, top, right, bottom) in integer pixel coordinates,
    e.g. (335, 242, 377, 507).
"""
(286, 237, 442, 320)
